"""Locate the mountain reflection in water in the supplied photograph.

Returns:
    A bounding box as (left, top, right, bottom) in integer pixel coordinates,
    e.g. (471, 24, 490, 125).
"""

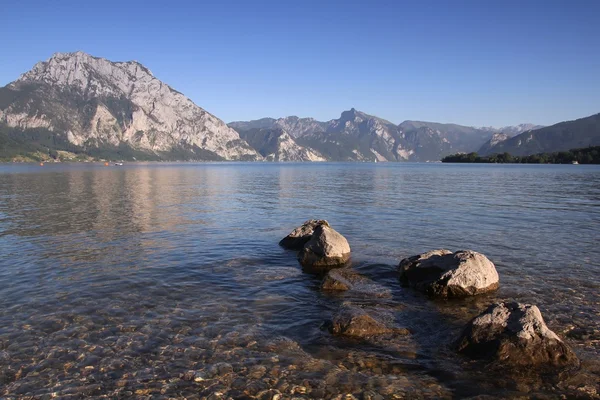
(0, 162, 598, 398)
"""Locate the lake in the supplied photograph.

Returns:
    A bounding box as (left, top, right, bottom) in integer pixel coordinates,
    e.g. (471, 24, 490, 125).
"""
(0, 162, 598, 398)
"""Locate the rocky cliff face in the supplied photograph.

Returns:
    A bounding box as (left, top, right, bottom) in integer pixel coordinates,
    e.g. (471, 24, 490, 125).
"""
(0, 52, 262, 160)
(230, 116, 327, 139)
(237, 128, 325, 161)
(297, 108, 405, 161)
(2, 51, 552, 162)
(235, 109, 509, 161)
(478, 132, 510, 154)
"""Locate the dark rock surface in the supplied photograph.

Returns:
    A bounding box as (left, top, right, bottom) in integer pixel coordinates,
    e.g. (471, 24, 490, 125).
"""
(279, 219, 329, 250)
(456, 301, 579, 369)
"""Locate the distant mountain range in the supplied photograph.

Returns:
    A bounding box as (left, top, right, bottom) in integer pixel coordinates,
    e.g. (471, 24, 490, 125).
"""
(230, 111, 545, 162)
(477, 113, 600, 156)
(0, 52, 596, 162)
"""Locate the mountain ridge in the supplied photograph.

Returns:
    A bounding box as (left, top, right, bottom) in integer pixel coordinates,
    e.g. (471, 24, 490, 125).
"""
(231, 113, 543, 161)
(0, 51, 262, 161)
(479, 113, 600, 156)
(0, 51, 594, 162)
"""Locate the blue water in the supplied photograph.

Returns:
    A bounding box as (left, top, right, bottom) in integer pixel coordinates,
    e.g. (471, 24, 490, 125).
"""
(0, 162, 598, 398)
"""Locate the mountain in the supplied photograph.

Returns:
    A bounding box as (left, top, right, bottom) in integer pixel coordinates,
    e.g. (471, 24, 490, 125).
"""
(397, 120, 496, 157)
(479, 113, 600, 156)
(237, 128, 325, 161)
(296, 108, 405, 161)
(230, 116, 327, 138)
(1, 52, 560, 163)
(496, 123, 544, 136)
(227, 118, 277, 132)
(0, 51, 262, 161)
(478, 132, 511, 154)
(232, 111, 523, 161)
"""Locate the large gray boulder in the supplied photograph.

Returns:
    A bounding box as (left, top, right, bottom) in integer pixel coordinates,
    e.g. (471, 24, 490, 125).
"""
(298, 224, 351, 270)
(279, 219, 329, 250)
(456, 302, 579, 369)
(398, 249, 499, 298)
(328, 306, 409, 338)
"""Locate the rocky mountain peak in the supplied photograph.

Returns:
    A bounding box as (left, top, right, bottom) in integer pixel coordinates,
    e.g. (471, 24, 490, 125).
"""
(339, 108, 365, 122)
(2, 52, 261, 161)
(15, 51, 166, 101)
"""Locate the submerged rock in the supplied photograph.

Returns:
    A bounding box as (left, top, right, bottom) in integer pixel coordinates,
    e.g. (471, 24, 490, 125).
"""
(456, 301, 579, 369)
(398, 249, 499, 298)
(321, 268, 392, 298)
(298, 224, 351, 270)
(328, 306, 409, 338)
(321, 269, 354, 291)
(279, 219, 329, 250)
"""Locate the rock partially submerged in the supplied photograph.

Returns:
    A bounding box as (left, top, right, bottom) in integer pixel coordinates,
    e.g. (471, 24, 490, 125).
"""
(321, 268, 392, 298)
(321, 268, 354, 291)
(279, 219, 329, 250)
(328, 306, 409, 338)
(398, 249, 499, 298)
(298, 224, 351, 270)
(456, 301, 579, 369)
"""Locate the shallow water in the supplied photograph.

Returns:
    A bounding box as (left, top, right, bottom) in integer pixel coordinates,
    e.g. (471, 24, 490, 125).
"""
(0, 162, 599, 399)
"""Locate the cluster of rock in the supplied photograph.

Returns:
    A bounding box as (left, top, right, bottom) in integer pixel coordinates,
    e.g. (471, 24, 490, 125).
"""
(280, 220, 579, 372)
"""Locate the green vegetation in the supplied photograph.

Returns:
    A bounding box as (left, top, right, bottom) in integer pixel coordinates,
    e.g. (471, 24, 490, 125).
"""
(0, 123, 84, 161)
(442, 146, 600, 164)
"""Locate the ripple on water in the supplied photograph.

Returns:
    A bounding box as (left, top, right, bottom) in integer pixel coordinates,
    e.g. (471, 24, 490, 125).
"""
(0, 162, 599, 398)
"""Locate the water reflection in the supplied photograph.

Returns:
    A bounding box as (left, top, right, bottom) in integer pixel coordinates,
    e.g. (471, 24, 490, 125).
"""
(0, 163, 598, 398)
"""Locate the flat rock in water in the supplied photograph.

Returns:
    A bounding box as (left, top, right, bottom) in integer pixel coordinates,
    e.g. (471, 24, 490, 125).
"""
(456, 301, 579, 369)
(321, 268, 392, 298)
(279, 219, 329, 250)
(398, 249, 499, 298)
(298, 224, 351, 270)
(329, 306, 409, 338)
(321, 268, 354, 291)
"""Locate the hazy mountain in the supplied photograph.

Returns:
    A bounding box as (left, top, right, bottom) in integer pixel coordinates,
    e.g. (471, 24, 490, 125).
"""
(233, 111, 525, 161)
(497, 123, 545, 136)
(479, 113, 600, 156)
(0, 52, 262, 161)
(478, 132, 511, 154)
(237, 127, 325, 161)
(295, 108, 405, 161)
(230, 116, 327, 138)
(398, 121, 494, 154)
(228, 118, 277, 132)
(478, 123, 544, 136)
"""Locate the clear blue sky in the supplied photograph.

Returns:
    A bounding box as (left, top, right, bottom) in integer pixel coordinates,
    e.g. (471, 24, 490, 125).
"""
(2, 0, 599, 127)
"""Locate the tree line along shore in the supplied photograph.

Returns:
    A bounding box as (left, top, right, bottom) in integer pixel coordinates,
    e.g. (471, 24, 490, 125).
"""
(441, 146, 600, 164)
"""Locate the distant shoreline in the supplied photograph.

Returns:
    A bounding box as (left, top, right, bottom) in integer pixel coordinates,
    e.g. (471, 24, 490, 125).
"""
(441, 146, 600, 165)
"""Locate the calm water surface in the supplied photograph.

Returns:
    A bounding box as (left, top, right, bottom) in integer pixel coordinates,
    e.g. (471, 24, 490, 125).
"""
(0, 162, 599, 399)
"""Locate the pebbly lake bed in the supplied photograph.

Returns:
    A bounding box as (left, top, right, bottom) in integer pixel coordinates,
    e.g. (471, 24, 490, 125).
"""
(0, 162, 599, 399)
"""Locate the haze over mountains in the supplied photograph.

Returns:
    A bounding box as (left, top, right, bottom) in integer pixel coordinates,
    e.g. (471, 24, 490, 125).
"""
(229, 113, 547, 161)
(0, 52, 597, 162)
(476, 113, 600, 156)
